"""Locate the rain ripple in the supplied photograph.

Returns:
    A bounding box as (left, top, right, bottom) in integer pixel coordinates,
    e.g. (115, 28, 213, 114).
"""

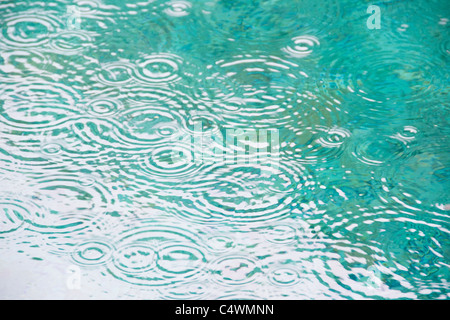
(208, 54, 304, 128)
(94, 53, 184, 86)
(285, 126, 351, 164)
(0, 50, 51, 78)
(0, 13, 62, 48)
(282, 35, 320, 58)
(107, 223, 208, 286)
(210, 255, 262, 286)
(71, 239, 115, 266)
(0, 81, 82, 131)
(165, 161, 314, 224)
(350, 131, 410, 167)
(71, 87, 191, 152)
(0, 197, 28, 235)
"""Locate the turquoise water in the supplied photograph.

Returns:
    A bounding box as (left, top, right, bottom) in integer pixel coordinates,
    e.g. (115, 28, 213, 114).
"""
(0, 0, 449, 299)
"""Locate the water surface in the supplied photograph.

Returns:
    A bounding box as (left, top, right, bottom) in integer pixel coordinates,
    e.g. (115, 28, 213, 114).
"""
(0, 0, 449, 299)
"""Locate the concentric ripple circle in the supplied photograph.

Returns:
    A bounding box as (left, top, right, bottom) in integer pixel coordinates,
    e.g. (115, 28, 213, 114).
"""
(0, 194, 93, 243)
(167, 161, 312, 224)
(185, 111, 222, 136)
(69, 0, 101, 14)
(87, 98, 122, 117)
(40, 142, 62, 156)
(316, 126, 351, 148)
(393, 126, 419, 143)
(134, 54, 182, 84)
(206, 235, 236, 254)
(118, 105, 184, 146)
(202, 0, 340, 44)
(210, 54, 303, 127)
(377, 148, 450, 211)
(156, 243, 207, 277)
(263, 225, 298, 244)
(26, 173, 113, 220)
(0, 81, 81, 130)
(71, 240, 114, 266)
(268, 267, 301, 287)
(163, 1, 192, 17)
(72, 99, 186, 151)
(139, 145, 201, 180)
(0, 14, 62, 48)
(320, 41, 448, 109)
(282, 36, 320, 58)
(113, 244, 157, 274)
(11, 177, 104, 235)
(49, 30, 94, 54)
(97, 61, 135, 85)
(351, 133, 409, 166)
(288, 126, 351, 164)
(210, 255, 262, 286)
(109, 223, 207, 286)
